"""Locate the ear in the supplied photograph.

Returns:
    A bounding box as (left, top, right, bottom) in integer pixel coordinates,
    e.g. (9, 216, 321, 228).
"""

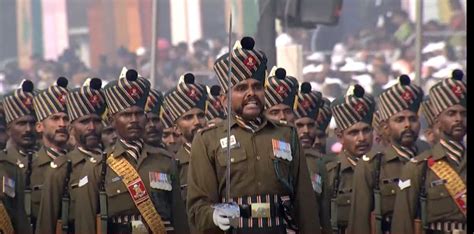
(36, 121, 44, 133)
(335, 127, 343, 139)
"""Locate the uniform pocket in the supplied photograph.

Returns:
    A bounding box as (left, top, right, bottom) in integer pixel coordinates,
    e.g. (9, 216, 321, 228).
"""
(426, 185, 455, 219)
(335, 193, 352, 224)
(105, 180, 128, 198)
(380, 183, 398, 215)
(216, 148, 247, 166)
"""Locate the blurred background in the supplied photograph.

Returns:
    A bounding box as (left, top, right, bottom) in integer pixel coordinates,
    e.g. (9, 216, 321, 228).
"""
(0, 0, 466, 98)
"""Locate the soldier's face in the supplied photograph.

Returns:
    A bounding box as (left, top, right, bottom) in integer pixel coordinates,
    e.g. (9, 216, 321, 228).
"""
(223, 79, 264, 120)
(162, 127, 182, 153)
(113, 106, 146, 142)
(71, 114, 103, 149)
(36, 112, 70, 148)
(7, 115, 36, 149)
(101, 125, 117, 148)
(145, 112, 163, 147)
(265, 104, 296, 123)
(384, 110, 420, 148)
(436, 104, 466, 141)
(313, 128, 328, 154)
(295, 117, 317, 148)
(175, 108, 206, 143)
(338, 122, 373, 157)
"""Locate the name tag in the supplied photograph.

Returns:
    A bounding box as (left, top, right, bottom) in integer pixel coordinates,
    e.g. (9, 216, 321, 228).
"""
(220, 135, 239, 149)
(430, 179, 447, 187)
(272, 139, 292, 161)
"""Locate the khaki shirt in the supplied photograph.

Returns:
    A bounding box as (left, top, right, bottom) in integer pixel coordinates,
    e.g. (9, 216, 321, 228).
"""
(326, 152, 358, 228)
(305, 148, 331, 233)
(175, 144, 190, 202)
(30, 147, 56, 223)
(35, 148, 101, 233)
(347, 146, 413, 234)
(0, 151, 32, 234)
(391, 142, 466, 233)
(74, 141, 189, 234)
(186, 117, 320, 233)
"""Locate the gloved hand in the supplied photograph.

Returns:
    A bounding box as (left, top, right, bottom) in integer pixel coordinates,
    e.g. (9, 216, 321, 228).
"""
(213, 208, 231, 231)
(212, 203, 240, 231)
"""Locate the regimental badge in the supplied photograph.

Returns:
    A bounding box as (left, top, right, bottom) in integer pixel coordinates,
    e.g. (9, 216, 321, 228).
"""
(89, 157, 97, 163)
(244, 55, 256, 69)
(452, 85, 463, 98)
(127, 85, 140, 98)
(58, 94, 67, 105)
(2, 176, 15, 198)
(50, 162, 58, 168)
(402, 90, 413, 102)
(276, 85, 288, 97)
(272, 139, 292, 161)
(127, 179, 148, 203)
(89, 94, 100, 107)
(16, 159, 24, 168)
(311, 173, 322, 194)
(354, 101, 366, 114)
(149, 171, 172, 191)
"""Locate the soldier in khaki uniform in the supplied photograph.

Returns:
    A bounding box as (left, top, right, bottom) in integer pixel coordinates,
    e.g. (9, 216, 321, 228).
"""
(144, 89, 166, 149)
(74, 68, 188, 234)
(36, 78, 106, 233)
(205, 85, 226, 127)
(164, 73, 208, 202)
(419, 96, 440, 146)
(30, 77, 70, 230)
(187, 37, 320, 233)
(326, 84, 375, 233)
(0, 148, 31, 234)
(293, 82, 332, 233)
(371, 110, 390, 152)
(313, 97, 335, 162)
(391, 70, 466, 234)
(347, 75, 424, 234)
(263, 67, 298, 123)
(161, 107, 182, 154)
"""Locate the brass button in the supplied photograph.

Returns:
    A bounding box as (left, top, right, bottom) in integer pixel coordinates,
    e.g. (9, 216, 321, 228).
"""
(440, 192, 445, 196)
(347, 200, 350, 204)
(231, 158, 235, 163)
(256, 156, 261, 160)
(117, 189, 121, 193)
(391, 189, 395, 194)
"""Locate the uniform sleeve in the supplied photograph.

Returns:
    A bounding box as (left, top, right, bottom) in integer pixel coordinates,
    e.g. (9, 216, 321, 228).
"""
(169, 159, 190, 233)
(35, 166, 66, 234)
(347, 160, 374, 234)
(292, 135, 322, 233)
(390, 162, 422, 234)
(318, 158, 332, 234)
(186, 133, 220, 231)
(74, 162, 101, 234)
(14, 166, 32, 234)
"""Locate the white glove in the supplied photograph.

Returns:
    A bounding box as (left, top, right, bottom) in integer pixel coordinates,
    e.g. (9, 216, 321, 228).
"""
(213, 208, 231, 231)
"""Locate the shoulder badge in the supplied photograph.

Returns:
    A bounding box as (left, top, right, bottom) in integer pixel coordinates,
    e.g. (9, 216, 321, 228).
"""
(362, 155, 370, 161)
(89, 157, 97, 163)
(409, 158, 419, 163)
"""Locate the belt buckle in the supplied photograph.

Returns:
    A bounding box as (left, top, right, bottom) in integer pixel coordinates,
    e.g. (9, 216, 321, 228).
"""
(251, 202, 271, 218)
(131, 220, 148, 234)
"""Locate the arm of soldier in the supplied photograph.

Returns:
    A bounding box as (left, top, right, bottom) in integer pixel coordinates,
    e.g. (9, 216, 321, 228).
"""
(14, 165, 32, 234)
(186, 133, 220, 231)
(291, 135, 321, 233)
(347, 159, 374, 234)
(169, 159, 190, 233)
(74, 161, 101, 234)
(35, 166, 66, 234)
(390, 161, 422, 234)
(318, 158, 332, 234)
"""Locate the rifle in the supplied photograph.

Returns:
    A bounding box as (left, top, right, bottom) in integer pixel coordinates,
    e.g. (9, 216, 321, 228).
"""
(24, 151, 33, 227)
(414, 159, 428, 234)
(56, 160, 72, 234)
(96, 152, 108, 234)
(370, 153, 383, 234)
(330, 162, 341, 234)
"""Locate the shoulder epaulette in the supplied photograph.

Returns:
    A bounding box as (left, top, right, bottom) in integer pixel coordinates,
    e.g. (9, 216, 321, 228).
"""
(198, 123, 219, 135)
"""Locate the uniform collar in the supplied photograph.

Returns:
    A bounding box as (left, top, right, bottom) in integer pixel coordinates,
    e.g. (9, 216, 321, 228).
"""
(338, 150, 358, 171)
(390, 143, 417, 162)
(33, 146, 54, 167)
(224, 114, 273, 133)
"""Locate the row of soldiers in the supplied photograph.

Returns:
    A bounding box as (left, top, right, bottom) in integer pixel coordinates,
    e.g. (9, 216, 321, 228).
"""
(0, 36, 466, 234)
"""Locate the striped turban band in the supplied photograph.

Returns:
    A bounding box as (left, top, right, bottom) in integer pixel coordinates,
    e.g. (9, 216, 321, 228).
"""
(331, 84, 376, 131)
(420, 96, 436, 128)
(205, 85, 226, 121)
(429, 69, 466, 117)
(161, 104, 174, 129)
(265, 67, 299, 109)
(294, 82, 322, 119)
(213, 37, 267, 93)
(145, 89, 164, 114)
(164, 73, 207, 122)
(33, 77, 69, 121)
(316, 97, 332, 132)
(378, 74, 423, 121)
(2, 80, 36, 123)
(103, 68, 150, 115)
(66, 78, 106, 122)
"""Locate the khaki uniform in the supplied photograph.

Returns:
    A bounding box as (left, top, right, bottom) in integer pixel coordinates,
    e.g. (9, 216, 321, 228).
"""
(347, 146, 414, 234)
(175, 144, 190, 202)
(326, 152, 358, 231)
(391, 142, 466, 234)
(3, 146, 30, 173)
(74, 141, 189, 234)
(187, 117, 320, 233)
(304, 148, 331, 233)
(36, 148, 101, 233)
(0, 151, 32, 234)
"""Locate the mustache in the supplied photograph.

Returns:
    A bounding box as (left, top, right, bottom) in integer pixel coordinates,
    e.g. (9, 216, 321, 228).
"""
(21, 132, 35, 138)
(355, 142, 370, 148)
(84, 132, 100, 138)
(127, 124, 141, 130)
(55, 128, 68, 134)
(400, 129, 416, 137)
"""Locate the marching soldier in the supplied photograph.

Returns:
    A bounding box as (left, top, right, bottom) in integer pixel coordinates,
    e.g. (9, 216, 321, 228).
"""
(391, 70, 467, 234)
(347, 75, 424, 234)
(327, 84, 375, 234)
(371, 110, 390, 152)
(313, 97, 334, 161)
(161, 106, 182, 154)
(205, 85, 226, 127)
(74, 69, 188, 233)
(263, 67, 299, 123)
(144, 89, 166, 148)
(293, 82, 331, 233)
(419, 96, 440, 146)
(163, 73, 208, 202)
(36, 78, 107, 233)
(30, 77, 70, 230)
(187, 37, 320, 233)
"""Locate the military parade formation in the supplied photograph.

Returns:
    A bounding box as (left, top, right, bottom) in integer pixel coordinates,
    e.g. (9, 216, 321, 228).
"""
(0, 36, 466, 234)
